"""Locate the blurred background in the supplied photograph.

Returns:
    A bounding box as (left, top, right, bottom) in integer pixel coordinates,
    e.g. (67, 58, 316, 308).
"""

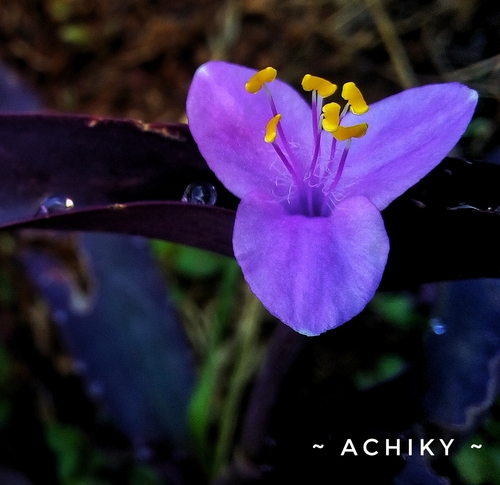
(0, 1, 500, 484)
(0, 0, 497, 131)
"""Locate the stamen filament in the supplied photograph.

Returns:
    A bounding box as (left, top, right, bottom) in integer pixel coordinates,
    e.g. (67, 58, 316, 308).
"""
(311, 90, 319, 146)
(263, 85, 302, 176)
(340, 102, 350, 119)
(324, 136, 337, 176)
(263, 85, 278, 116)
(270, 141, 303, 191)
(324, 139, 352, 196)
(307, 129, 322, 184)
(306, 91, 324, 182)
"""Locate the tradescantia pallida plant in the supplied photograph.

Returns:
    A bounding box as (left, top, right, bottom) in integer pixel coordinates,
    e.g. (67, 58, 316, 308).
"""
(3, 61, 500, 485)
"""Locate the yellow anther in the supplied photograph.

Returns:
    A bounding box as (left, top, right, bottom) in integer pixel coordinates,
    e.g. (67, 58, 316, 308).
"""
(245, 67, 277, 93)
(301, 74, 337, 98)
(341, 82, 369, 115)
(321, 102, 341, 132)
(332, 123, 368, 141)
(265, 114, 282, 143)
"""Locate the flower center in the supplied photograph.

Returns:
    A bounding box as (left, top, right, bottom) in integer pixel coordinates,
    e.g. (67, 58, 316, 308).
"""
(245, 68, 369, 217)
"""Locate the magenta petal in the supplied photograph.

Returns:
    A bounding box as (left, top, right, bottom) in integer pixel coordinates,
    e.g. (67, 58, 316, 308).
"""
(233, 193, 389, 335)
(335, 83, 478, 210)
(186, 61, 312, 199)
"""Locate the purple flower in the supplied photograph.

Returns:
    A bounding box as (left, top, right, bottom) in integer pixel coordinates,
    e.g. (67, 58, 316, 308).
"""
(186, 61, 477, 336)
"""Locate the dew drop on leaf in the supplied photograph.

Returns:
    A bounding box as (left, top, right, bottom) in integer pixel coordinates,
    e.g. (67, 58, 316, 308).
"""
(430, 317, 446, 335)
(37, 196, 75, 216)
(181, 182, 217, 205)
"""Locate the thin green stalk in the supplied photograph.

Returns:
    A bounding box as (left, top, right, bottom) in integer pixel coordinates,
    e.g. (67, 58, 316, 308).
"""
(212, 288, 264, 475)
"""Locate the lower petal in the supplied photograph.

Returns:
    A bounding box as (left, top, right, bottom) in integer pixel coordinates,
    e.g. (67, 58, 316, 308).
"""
(233, 193, 390, 335)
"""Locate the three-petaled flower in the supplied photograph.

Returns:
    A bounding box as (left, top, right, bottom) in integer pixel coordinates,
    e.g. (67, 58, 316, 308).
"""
(187, 61, 477, 336)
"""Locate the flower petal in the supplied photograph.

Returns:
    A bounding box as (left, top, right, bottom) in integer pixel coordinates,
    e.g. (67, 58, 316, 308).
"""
(233, 193, 389, 335)
(186, 61, 312, 199)
(332, 83, 478, 210)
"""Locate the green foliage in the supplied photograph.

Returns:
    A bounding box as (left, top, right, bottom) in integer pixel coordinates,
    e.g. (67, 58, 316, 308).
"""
(152, 242, 264, 476)
(454, 410, 500, 485)
(369, 292, 420, 329)
(354, 354, 406, 390)
(45, 423, 103, 484)
(187, 259, 242, 472)
(130, 464, 163, 485)
(45, 423, 163, 485)
(151, 240, 232, 280)
(454, 440, 500, 485)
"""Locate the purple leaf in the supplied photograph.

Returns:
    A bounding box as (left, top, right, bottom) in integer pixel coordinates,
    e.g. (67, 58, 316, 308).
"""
(394, 453, 450, 485)
(0, 114, 209, 218)
(424, 279, 500, 430)
(21, 233, 196, 449)
(8, 201, 236, 257)
(0, 113, 237, 255)
(1, 114, 500, 289)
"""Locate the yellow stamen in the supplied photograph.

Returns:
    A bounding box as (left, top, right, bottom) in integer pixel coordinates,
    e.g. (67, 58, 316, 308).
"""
(321, 102, 341, 132)
(332, 123, 368, 141)
(245, 67, 277, 93)
(302, 74, 337, 98)
(265, 114, 282, 143)
(341, 82, 369, 115)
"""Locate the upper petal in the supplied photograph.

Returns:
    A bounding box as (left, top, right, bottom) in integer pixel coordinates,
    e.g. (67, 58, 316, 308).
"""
(332, 83, 478, 210)
(233, 192, 389, 335)
(186, 61, 312, 199)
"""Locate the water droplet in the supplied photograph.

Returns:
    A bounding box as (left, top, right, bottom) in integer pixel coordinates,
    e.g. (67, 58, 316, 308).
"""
(37, 196, 74, 216)
(181, 182, 217, 205)
(430, 317, 446, 335)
